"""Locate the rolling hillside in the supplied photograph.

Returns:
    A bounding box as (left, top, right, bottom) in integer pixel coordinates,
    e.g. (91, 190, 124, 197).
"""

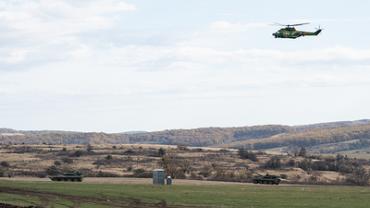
(1, 119, 370, 154)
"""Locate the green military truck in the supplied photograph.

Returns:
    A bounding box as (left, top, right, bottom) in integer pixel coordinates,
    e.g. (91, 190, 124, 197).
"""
(49, 172, 83, 182)
(252, 174, 281, 185)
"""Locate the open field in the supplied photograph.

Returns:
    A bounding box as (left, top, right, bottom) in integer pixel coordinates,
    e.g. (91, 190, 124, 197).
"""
(1, 144, 362, 185)
(1, 179, 370, 208)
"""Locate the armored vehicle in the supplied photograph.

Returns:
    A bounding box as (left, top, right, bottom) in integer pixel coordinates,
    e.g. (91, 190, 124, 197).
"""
(252, 174, 281, 185)
(49, 172, 83, 182)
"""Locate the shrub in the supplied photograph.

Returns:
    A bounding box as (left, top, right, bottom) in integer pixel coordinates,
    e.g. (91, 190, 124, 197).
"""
(96, 171, 120, 177)
(238, 149, 258, 162)
(0, 161, 10, 168)
(310, 160, 329, 171)
(71, 150, 84, 157)
(264, 156, 282, 169)
(308, 175, 320, 184)
(106, 154, 113, 160)
(158, 148, 166, 157)
(54, 161, 62, 166)
(286, 159, 296, 167)
(346, 166, 370, 186)
(86, 144, 93, 152)
(298, 147, 307, 157)
(298, 159, 312, 171)
(124, 149, 135, 155)
(199, 166, 212, 178)
(62, 157, 74, 164)
(133, 169, 152, 178)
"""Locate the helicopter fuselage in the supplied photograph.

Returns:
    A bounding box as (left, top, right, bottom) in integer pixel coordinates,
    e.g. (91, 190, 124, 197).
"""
(273, 27, 322, 39)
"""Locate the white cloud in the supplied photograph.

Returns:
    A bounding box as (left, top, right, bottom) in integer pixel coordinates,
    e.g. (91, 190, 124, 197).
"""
(0, 0, 136, 38)
(91, 1, 137, 13)
(0, 0, 137, 67)
(2, 44, 370, 99)
(1, 48, 29, 64)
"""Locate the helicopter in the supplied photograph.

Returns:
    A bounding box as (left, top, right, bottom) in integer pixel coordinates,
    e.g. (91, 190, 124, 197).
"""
(272, 23, 322, 39)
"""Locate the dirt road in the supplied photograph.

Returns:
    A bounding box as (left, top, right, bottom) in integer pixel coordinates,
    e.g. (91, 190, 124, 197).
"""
(1, 177, 315, 188)
(1, 177, 250, 185)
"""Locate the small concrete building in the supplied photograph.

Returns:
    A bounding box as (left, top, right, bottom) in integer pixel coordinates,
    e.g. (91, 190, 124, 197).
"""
(153, 169, 165, 185)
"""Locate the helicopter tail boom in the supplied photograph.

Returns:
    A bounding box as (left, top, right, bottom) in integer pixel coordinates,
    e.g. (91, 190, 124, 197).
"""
(301, 29, 322, 36)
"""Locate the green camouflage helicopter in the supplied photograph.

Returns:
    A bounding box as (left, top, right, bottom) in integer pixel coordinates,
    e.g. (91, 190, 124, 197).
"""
(273, 23, 322, 39)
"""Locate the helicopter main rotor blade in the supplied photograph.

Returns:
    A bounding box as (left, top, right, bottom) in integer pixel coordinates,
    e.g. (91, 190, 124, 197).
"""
(272, 23, 287, 26)
(287, 22, 310, 27)
(272, 22, 310, 27)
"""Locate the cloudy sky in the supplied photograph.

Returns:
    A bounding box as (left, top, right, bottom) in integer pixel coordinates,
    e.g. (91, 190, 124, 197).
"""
(1, 0, 370, 132)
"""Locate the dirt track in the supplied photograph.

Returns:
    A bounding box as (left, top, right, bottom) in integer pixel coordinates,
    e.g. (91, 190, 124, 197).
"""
(1, 177, 249, 186)
(1, 177, 307, 187)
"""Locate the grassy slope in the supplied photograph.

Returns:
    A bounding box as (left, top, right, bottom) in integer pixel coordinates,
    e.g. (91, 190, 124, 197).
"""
(0, 180, 370, 208)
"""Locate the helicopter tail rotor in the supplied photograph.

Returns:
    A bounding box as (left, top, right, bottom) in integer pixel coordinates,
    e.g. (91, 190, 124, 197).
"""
(314, 26, 323, 35)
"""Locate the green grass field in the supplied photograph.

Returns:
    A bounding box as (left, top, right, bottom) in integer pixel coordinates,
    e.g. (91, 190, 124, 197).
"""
(0, 180, 370, 208)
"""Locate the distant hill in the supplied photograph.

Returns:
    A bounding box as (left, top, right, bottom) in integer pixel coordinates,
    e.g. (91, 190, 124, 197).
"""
(1, 120, 370, 154)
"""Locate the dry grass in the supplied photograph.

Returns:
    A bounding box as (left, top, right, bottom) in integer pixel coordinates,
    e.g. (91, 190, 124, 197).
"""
(0, 144, 366, 184)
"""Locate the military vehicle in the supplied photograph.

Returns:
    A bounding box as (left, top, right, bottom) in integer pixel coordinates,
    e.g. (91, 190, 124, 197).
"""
(49, 172, 83, 182)
(273, 23, 322, 39)
(252, 174, 281, 185)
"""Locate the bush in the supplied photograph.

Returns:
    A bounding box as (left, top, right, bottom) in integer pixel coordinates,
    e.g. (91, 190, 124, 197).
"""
(298, 147, 307, 157)
(238, 149, 258, 162)
(62, 157, 74, 164)
(0, 161, 10, 168)
(86, 144, 93, 152)
(106, 154, 113, 160)
(298, 159, 312, 171)
(54, 161, 62, 166)
(310, 161, 326, 171)
(264, 156, 282, 169)
(158, 148, 166, 157)
(96, 171, 120, 177)
(346, 166, 370, 186)
(199, 166, 212, 178)
(133, 169, 152, 178)
(124, 149, 135, 155)
(286, 159, 296, 167)
(71, 150, 84, 157)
